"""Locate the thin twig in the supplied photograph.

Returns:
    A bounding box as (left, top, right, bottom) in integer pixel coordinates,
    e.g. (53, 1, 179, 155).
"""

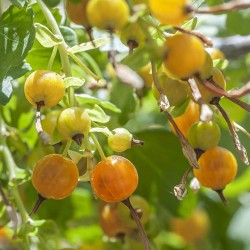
(196, 1, 250, 14)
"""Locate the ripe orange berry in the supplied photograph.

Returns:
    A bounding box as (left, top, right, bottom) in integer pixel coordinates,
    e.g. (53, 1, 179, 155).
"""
(91, 155, 138, 203)
(149, 0, 193, 26)
(170, 100, 200, 138)
(193, 147, 238, 190)
(24, 70, 65, 109)
(32, 154, 79, 200)
(170, 208, 210, 243)
(164, 33, 206, 79)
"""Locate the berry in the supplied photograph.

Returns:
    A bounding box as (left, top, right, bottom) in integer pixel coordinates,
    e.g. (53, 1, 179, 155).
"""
(91, 155, 138, 203)
(164, 33, 206, 79)
(57, 107, 91, 145)
(152, 72, 189, 106)
(120, 22, 146, 51)
(24, 70, 65, 108)
(193, 146, 238, 190)
(199, 50, 213, 80)
(206, 48, 225, 60)
(86, 0, 129, 31)
(170, 208, 210, 243)
(170, 100, 200, 138)
(149, 0, 193, 26)
(41, 110, 61, 137)
(99, 202, 128, 238)
(187, 121, 221, 151)
(195, 67, 226, 103)
(32, 154, 79, 200)
(108, 128, 133, 152)
(66, 0, 91, 28)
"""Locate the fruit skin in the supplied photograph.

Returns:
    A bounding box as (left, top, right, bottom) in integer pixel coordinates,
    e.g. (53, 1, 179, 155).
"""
(151, 72, 189, 106)
(194, 67, 226, 103)
(120, 22, 146, 50)
(187, 121, 221, 151)
(91, 155, 138, 203)
(170, 100, 200, 138)
(206, 48, 225, 60)
(108, 128, 132, 152)
(199, 50, 213, 80)
(66, 0, 90, 28)
(193, 147, 238, 190)
(57, 107, 91, 140)
(170, 208, 210, 243)
(86, 0, 129, 31)
(149, 0, 192, 26)
(32, 154, 79, 199)
(99, 202, 129, 238)
(137, 64, 153, 88)
(41, 110, 61, 137)
(24, 70, 65, 108)
(164, 33, 206, 79)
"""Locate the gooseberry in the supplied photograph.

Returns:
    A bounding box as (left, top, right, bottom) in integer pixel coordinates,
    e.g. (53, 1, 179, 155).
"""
(187, 121, 221, 151)
(30, 154, 79, 214)
(57, 107, 91, 145)
(90, 155, 138, 203)
(24, 70, 65, 109)
(195, 67, 226, 104)
(164, 33, 206, 79)
(170, 208, 210, 243)
(193, 146, 238, 191)
(170, 100, 200, 138)
(152, 72, 189, 106)
(149, 0, 193, 26)
(86, 0, 129, 31)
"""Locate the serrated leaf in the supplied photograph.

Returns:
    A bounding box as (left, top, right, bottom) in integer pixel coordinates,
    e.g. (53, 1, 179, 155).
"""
(86, 105, 110, 123)
(35, 23, 62, 48)
(68, 38, 111, 54)
(75, 93, 121, 113)
(64, 77, 85, 89)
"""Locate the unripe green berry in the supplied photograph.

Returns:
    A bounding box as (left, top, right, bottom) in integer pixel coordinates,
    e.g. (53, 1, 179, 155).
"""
(187, 121, 221, 151)
(57, 107, 91, 145)
(108, 128, 133, 152)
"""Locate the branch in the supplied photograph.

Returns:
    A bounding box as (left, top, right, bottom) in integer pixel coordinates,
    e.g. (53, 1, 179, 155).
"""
(196, 1, 250, 14)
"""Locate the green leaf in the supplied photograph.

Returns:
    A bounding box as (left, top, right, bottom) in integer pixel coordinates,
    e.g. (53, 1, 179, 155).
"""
(0, 78, 13, 106)
(68, 38, 111, 54)
(75, 93, 121, 113)
(60, 26, 78, 47)
(181, 17, 198, 30)
(0, 5, 35, 104)
(42, 0, 61, 7)
(7, 61, 31, 79)
(35, 23, 62, 48)
(90, 126, 112, 136)
(64, 77, 85, 89)
(86, 105, 110, 123)
(226, 9, 250, 35)
(0, 5, 35, 79)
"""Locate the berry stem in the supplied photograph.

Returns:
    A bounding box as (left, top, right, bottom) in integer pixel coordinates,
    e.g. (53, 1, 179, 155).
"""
(62, 140, 73, 156)
(36, 0, 75, 107)
(29, 194, 46, 216)
(122, 198, 151, 250)
(214, 189, 228, 205)
(213, 100, 249, 165)
(151, 61, 199, 169)
(47, 45, 58, 70)
(90, 133, 106, 160)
